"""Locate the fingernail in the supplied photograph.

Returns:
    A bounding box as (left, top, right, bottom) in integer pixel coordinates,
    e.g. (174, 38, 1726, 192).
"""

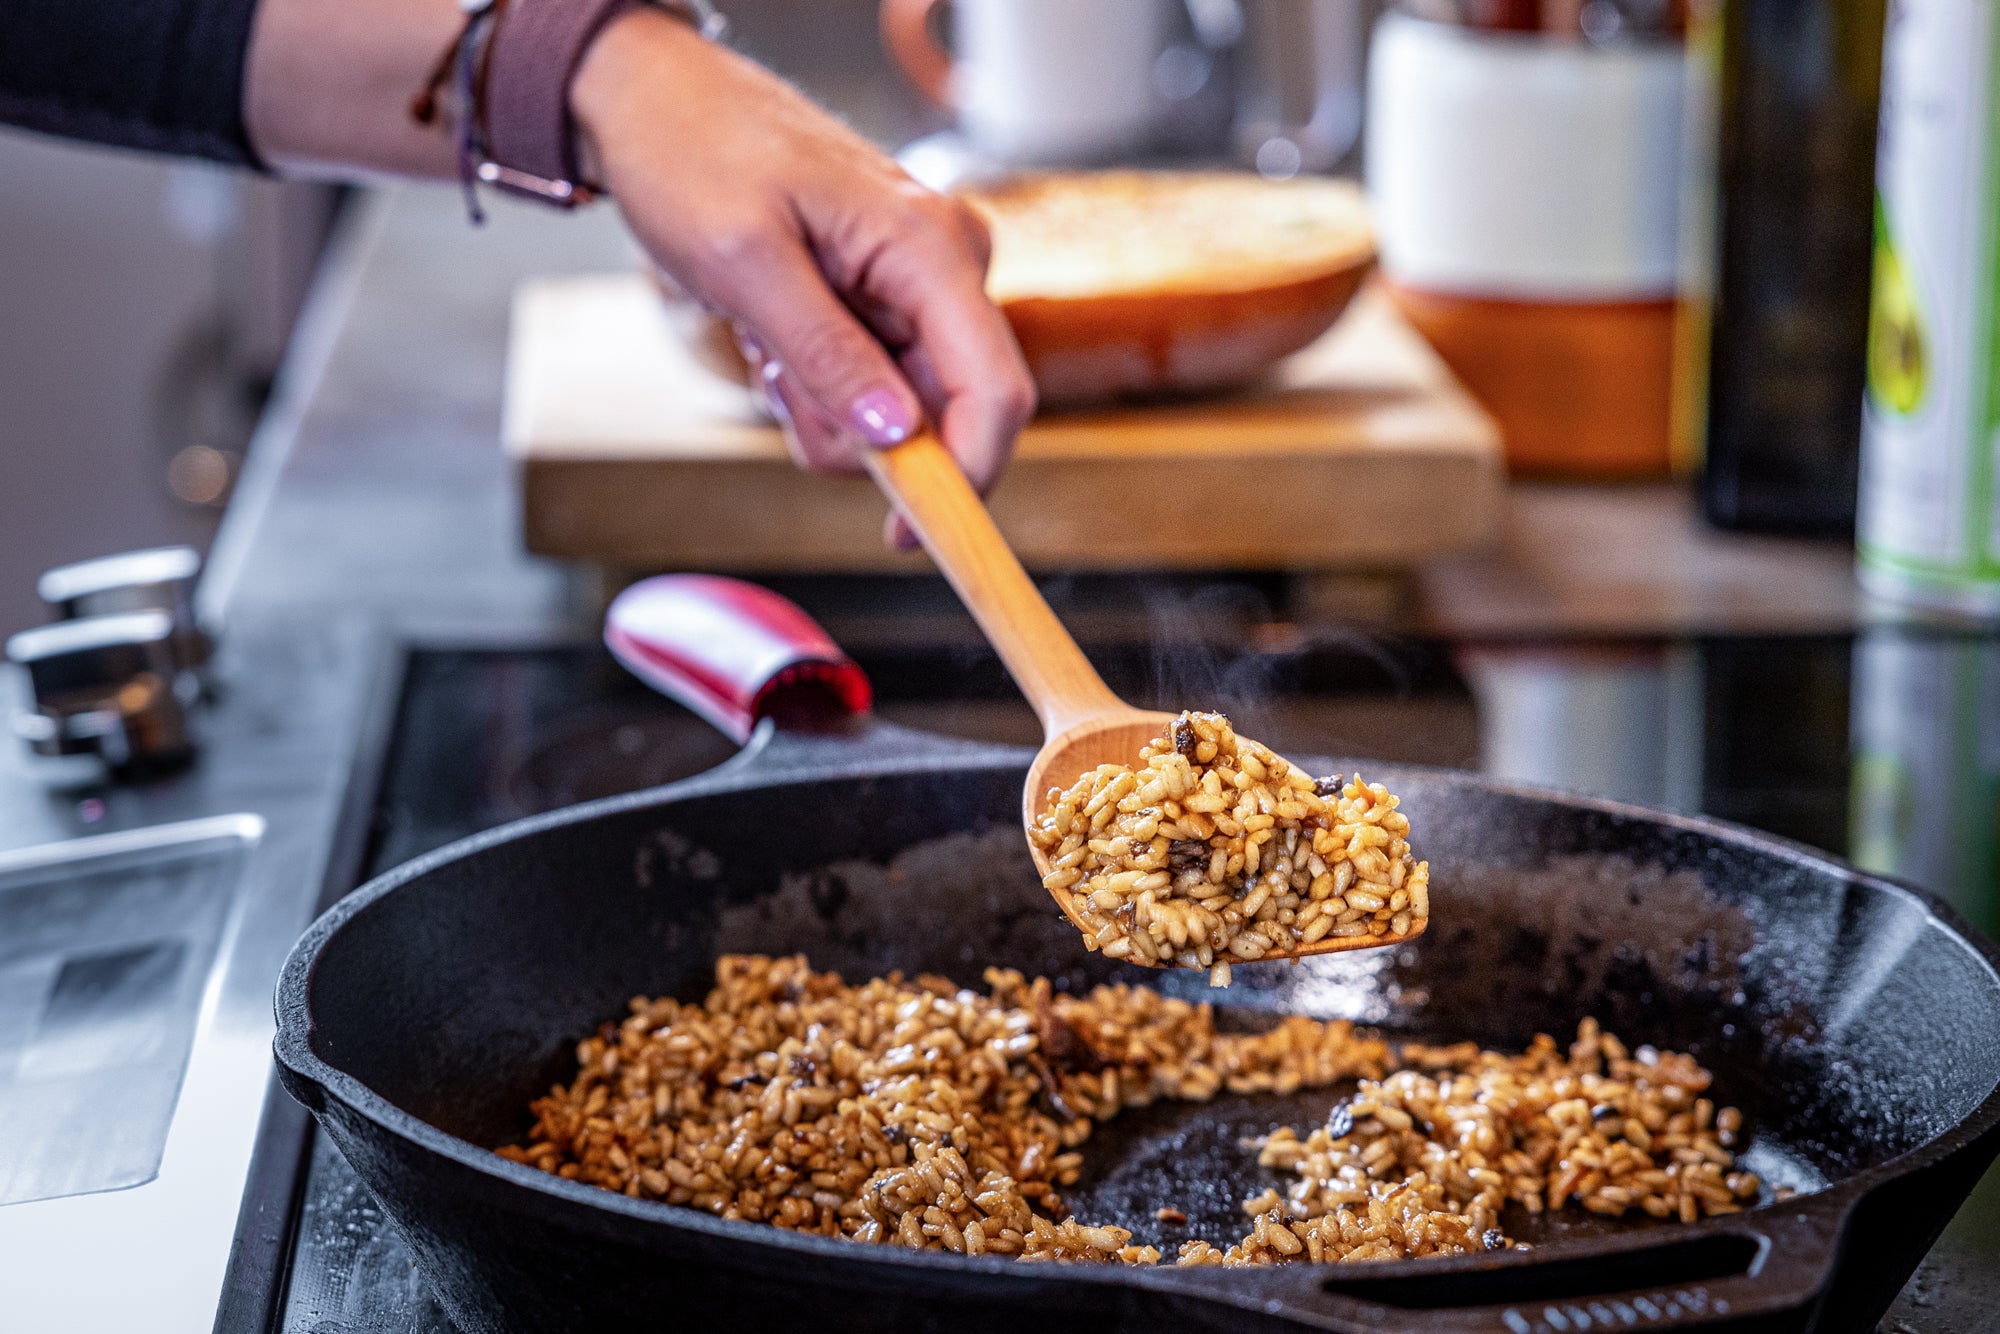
(850, 388, 916, 447)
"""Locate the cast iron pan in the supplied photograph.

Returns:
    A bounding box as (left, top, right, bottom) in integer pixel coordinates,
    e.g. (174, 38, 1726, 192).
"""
(276, 577, 2000, 1334)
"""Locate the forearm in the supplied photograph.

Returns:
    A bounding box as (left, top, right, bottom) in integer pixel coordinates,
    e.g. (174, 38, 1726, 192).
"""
(243, 0, 464, 179)
(247, 0, 1033, 505)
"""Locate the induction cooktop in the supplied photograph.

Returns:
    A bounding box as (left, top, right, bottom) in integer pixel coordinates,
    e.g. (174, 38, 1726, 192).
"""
(223, 632, 2000, 1333)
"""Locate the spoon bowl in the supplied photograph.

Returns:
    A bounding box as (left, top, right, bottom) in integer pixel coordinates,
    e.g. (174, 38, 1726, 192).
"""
(865, 431, 1424, 967)
(1020, 704, 1175, 939)
(1022, 708, 1430, 962)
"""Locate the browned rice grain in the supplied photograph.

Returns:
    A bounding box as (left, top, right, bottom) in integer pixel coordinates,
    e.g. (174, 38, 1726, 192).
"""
(1030, 712, 1429, 983)
(498, 956, 1757, 1266)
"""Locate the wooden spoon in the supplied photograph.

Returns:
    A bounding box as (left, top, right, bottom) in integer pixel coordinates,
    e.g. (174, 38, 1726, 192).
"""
(863, 430, 1421, 964)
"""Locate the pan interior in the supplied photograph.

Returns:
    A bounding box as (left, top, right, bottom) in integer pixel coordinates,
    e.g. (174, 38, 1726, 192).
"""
(305, 762, 2000, 1257)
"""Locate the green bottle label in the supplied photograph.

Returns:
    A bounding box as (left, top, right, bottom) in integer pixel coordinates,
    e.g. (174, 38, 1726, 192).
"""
(1858, 0, 2000, 606)
(1867, 195, 1930, 418)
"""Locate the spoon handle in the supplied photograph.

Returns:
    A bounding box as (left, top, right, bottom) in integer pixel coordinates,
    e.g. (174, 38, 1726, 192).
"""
(863, 431, 1124, 737)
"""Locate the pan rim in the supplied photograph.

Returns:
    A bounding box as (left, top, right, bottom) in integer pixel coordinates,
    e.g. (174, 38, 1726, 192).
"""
(273, 742, 2000, 1294)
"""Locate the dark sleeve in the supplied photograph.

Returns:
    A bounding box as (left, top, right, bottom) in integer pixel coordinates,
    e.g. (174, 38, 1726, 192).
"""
(0, 0, 265, 167)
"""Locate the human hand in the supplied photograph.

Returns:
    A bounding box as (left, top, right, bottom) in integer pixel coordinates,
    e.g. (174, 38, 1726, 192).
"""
(571, 11, 1036, 545)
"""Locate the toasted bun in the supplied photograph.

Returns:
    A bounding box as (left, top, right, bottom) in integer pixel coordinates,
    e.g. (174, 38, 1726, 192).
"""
(963, 171, 1376, 404)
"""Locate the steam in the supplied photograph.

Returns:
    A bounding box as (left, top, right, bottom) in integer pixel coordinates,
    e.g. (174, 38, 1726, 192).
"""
(1140, 580, 1285, 724)
(1136, 578, 1426, 769)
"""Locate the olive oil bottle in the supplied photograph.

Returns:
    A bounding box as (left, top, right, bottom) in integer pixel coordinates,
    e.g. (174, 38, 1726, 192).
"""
(1689, 0, 1888, 535)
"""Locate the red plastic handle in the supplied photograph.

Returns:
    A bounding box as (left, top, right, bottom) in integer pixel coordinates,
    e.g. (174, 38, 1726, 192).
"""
(604, 576, 872, 744)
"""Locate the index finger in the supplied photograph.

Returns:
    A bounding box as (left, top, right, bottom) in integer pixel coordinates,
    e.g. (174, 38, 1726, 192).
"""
(860, 226, 1037, 496)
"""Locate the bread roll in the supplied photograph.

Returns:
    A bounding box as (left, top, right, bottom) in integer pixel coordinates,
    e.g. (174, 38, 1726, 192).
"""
(684, 171, 1377, 409)
(964, 171, 1375, 404)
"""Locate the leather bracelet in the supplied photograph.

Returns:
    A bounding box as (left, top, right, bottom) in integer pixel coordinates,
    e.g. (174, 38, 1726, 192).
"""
(412, 0, 724, 220)
(481, 0, 725, 208)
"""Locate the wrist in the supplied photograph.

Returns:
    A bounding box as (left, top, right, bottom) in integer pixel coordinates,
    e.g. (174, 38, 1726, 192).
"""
(570, 6, 706, 187)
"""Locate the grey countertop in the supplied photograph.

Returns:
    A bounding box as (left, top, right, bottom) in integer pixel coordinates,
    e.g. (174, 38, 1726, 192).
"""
(203, 190, 617, 639)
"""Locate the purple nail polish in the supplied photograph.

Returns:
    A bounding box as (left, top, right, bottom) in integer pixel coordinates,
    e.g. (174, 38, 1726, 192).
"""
(851, 388, 916, 447)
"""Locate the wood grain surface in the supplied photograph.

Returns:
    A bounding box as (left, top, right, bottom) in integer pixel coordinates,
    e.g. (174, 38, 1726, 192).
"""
(505, 273, 1505, 572)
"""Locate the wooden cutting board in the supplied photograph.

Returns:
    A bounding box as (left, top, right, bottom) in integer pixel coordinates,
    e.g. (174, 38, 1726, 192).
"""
(505, 273, 1504, 572)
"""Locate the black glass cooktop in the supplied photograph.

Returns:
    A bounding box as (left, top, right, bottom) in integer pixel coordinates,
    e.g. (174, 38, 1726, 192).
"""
(258, 629, 2000, 1333)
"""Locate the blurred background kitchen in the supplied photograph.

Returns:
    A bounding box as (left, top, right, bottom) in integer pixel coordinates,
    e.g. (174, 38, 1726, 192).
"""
(2, 0, 1997, 1330)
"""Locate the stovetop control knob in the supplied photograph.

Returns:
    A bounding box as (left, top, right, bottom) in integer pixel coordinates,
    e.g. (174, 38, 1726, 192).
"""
(37, 545, 210, 671)
(5, 612, 195, 772)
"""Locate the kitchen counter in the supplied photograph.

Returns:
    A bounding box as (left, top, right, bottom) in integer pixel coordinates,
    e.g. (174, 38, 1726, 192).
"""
(211, 184, 1873, 643)
(1415, 484, 1864, 638)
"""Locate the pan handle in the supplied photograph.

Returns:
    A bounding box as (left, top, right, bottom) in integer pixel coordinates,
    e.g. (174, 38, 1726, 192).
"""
(1148, 1199, 1857, 1333)
(605, 576, 873, 744)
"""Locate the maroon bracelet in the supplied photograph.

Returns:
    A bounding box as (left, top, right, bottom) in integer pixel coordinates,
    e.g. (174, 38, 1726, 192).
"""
(482, 0, 629, 204)
(415, 0, 725, 217)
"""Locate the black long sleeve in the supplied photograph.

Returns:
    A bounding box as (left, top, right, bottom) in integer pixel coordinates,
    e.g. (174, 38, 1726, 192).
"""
(0, 0, 264, 166)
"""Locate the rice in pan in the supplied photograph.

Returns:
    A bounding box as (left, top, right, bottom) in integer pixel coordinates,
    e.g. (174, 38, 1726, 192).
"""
(498, 955, 1762, 1266)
